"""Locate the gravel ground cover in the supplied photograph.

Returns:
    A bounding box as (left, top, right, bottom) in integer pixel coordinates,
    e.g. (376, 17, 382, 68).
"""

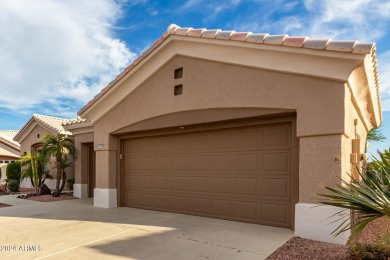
(267, 216, 390, 260)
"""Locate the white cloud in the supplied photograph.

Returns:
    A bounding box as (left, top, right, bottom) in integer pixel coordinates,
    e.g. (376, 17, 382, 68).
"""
(233, 0, 390, 110)
(301, 0, 390, 41)
(0, 0, 135, 117)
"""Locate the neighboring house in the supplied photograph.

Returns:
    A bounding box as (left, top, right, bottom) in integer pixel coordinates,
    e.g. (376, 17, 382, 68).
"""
(0, 130, 20, 181)
(64, 25, 381, 245)
(13, 114, 75, 189)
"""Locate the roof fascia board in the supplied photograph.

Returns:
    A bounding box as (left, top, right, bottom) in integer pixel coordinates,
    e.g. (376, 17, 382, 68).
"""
(0, 139, 20, 151)
(80, 36, 368, 123)
(63, 125, 94, 135)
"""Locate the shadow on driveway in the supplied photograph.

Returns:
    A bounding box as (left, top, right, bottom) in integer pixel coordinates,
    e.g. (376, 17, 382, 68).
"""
(0, 196, 292, 259)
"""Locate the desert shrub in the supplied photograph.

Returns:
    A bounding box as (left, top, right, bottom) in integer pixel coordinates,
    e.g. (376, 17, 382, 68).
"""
(319, 149, 390, 238)
(6, 161, 21, 182)
(7, 179, 19, 192)
(350, 235, 390, 260)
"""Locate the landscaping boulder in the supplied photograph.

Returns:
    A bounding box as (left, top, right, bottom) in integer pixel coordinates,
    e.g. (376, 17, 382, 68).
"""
(38, 184, 51, 195)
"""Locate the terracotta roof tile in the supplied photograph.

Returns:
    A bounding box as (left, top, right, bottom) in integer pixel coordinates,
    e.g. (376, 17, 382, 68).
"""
(167, 24, 178, 34)
(0, 130, 20, 149)
(326, 40, 357, 52)
(62, 117, 87, 126)
(188, 28, 206, 37)
(264, 34, 288, 45)
(175, 27, 193, 36)
(230, 32, 251, 41)
(32, 114, 73, 135)
(78, 24, 381, 118)
(246, 33, 269, 43)
(303, 38, 330, 49)
(201, 29, 221, 39)
(216, 30, 235, 40)
(283, 36, 308, 48)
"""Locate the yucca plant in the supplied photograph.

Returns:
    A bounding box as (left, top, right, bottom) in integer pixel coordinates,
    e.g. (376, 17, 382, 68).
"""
(20, 151, 53, 191)
(318, 149, 390, 240)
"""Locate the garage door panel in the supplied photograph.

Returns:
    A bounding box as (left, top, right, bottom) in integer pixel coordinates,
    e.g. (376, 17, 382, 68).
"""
(123, 121, 294, 228)
(262, 178, 289, 199)
(171, 196, 190, 211)
(189, 197, 210, 214)
(140, 175, 154, 188)
(235, 201, 258, 221)
(186, 132, 211, 152)
(210, 131, 233, 151)
(211, 154, 234, 172)
(211, 177, 234, 194)
(235, 178, 259, 196)
(156, 194, 172, 209)
(234, 127, 261, 150)
(235, 153, 259, 172)
(154, 176, 171, 190)
(171, 176, 188, 191)
(211, 199, 233, 217)
(186, 155, 210, 171)
(189, 176, 209, 192)
(262, 152, 290, 174)
(262, 203, 290, 227)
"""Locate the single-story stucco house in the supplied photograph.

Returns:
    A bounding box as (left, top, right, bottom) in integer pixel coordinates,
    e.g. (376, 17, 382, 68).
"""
(0, 130, 20, 180)
(13, 114, 76, 189)
(63, 24, 381, 245)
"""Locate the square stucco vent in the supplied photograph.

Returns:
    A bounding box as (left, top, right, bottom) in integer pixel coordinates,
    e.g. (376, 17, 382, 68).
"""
(174, 67, 183, 79)
(174, 84, 183, 96)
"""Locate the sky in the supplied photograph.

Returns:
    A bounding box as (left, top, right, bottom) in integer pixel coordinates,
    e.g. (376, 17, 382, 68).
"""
(0, 0, 389, 155)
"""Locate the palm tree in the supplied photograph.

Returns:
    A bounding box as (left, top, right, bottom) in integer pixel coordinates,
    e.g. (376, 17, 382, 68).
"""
(42, 134, 76, 197)
(367, 125, 386, 142)
(318, 149, 390, 240)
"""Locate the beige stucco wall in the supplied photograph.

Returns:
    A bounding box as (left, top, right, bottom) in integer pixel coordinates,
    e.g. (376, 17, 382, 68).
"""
(19, 124, 51, 155)
(94, 56, 345, 143)
(85, 55, 362, 205)
(73, 132, 94, 184)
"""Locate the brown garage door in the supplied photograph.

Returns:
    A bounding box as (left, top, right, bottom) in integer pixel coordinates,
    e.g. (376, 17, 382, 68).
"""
(122, 122, 296, 228)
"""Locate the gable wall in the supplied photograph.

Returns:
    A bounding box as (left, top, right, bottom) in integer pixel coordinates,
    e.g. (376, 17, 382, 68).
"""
(94, 55, 345, 143)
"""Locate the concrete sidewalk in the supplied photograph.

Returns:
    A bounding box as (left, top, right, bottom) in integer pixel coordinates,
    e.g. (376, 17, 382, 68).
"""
(0, 195, 292, 259)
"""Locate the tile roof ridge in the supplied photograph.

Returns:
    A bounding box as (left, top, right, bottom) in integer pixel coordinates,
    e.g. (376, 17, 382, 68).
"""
(77, 24, 380, 118)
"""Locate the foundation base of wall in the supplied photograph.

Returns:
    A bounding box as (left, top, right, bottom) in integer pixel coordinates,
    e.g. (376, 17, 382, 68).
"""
(295, 203, 350, 245)
(20, 179, 57, 190)
(73, 184, 88, 199)
(94, 188, 117, 208)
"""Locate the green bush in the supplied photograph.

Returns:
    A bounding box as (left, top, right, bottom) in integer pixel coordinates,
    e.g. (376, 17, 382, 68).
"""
(6, 161, 21, 182)
(7, 179, 19, 192)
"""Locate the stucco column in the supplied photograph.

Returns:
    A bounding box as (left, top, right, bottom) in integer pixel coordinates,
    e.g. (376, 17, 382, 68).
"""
(73, 133, 94, 199)
(94, 134, 117, 208)
(294, 134, 350, 244)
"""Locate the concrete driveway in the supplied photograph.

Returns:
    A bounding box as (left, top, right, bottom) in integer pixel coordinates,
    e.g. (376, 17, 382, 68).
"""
(0, 195, 292, 259)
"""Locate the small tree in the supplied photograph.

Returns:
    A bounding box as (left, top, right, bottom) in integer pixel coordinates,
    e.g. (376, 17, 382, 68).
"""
(42, 134, 76, 197)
